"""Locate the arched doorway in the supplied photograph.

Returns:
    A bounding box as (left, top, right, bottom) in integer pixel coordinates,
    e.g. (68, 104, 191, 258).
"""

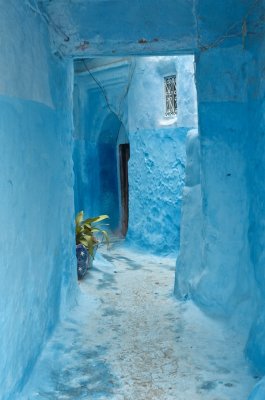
(97, 113, 130, 236)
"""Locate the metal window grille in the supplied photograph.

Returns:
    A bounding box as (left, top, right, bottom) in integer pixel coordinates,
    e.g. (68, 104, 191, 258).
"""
(164, 75, 177, 117)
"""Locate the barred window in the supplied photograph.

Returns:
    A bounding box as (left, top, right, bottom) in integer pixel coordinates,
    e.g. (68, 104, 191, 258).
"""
(164, 75, 177, 117)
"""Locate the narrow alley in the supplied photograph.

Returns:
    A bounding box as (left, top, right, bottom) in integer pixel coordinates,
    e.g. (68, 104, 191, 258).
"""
(20, 244, 256, 400)
(3, 3, 265, 399)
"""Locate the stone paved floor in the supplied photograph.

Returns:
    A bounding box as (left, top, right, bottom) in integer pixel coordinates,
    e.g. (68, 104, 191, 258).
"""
(20, 244, 257, 399)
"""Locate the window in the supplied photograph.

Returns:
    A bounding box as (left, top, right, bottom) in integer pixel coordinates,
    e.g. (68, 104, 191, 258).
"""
(164, 75, 177, 117)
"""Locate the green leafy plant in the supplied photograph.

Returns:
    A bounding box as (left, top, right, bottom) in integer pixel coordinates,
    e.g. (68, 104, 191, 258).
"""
(75, 211, 110, 257)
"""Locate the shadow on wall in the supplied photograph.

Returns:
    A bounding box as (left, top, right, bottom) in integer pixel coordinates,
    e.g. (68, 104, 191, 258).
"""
(97, 113, 122, 233)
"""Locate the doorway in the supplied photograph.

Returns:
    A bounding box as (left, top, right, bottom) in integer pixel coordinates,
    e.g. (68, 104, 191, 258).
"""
(119, 143, 130, 237)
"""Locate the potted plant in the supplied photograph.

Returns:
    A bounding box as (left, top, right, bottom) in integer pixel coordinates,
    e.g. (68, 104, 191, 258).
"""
(75, 211, 110, 280)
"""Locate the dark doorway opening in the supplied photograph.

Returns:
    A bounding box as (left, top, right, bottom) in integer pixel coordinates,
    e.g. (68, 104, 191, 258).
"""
(119, 143, 130, 237)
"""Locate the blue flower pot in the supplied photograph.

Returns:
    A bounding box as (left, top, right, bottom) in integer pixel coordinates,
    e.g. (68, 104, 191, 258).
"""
(76, 244, 92, 280)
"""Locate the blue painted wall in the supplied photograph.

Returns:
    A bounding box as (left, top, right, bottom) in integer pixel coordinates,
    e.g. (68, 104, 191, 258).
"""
(174, 128, 203, 298)
(173, 6, 265, 395)
(244, 11, 265, 384)
(127, 56, 197, 254)
(0, 2, 76, 398)
(176, 46, 257, 331)
(177, 46, 254, 319)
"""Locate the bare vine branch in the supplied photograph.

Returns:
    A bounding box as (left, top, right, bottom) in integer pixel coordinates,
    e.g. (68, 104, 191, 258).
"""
(198, 0, 263, 52)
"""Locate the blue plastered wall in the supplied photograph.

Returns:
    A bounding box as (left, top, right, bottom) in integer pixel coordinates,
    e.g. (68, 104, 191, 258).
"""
(244, 6, 265, 377)
(175, 9, 265, 392)
(126, 56, 197, 254)
(0, 2, 76, 398)
(240, 21, 265, 391)
(176, 46, 255, 319)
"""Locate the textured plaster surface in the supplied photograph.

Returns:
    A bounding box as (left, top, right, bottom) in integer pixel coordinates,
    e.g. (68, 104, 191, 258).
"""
(127, 128, 187, 254)
(127, 56, 197, 254)
(0, 2, 77, 398)
(244, 18, 265, 382)
(196, 44, 265, 377)
(175, 35, 265, 397)
(1, 1, 52, 107)
(20, 245, 256, 400)
(174, 129, 203, 299)
(176, 46, 255, 321)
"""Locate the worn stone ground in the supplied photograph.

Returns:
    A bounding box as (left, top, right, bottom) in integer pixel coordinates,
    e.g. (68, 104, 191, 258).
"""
(20, 244, 257, 400)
